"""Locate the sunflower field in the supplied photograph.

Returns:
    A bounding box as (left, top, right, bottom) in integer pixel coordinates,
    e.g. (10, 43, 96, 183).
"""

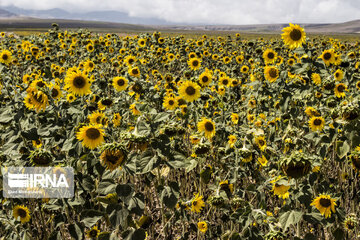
(0, 23, 360, 240)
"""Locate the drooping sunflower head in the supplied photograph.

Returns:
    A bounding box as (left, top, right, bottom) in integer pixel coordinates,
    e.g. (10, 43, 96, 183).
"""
(310, 194, 337, 218)
(309, 116, 325, 132)
(76, 124, 105, 149)
(197, 117, 216, 140)
(13, 205, 31, 223)
(197, 221, 208, 233)
(280, 151, 312, 179)
(344, 214, 357, 231)
(29, 149, 53, 166)
(281, 23, 306, 49)
(64, 70, 91, 96)
(100, 147, 126, 171)
(264, 66, 279, 83)
(178, 80, 201, 102)
(349, 150, 360, 173)
(270, 176, 290, 199)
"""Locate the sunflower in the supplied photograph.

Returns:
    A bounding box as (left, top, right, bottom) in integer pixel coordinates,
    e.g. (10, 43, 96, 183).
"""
(0, 50, 12, 64)
(138, 38, 146, 47)
(258, 155, 268, 167)
(112, 77, 128, 92)
(334, 69, 344, 81)
(129, 104, 141, 115)
(264, 66, 279, 83)
(88, 111, 106, 125)
(344, 215, 357, 231)
(197, 221, 208, 233)
(305, 106, 319, 117)
(309, 116, 325, 132)
(320, 49, 335, 66)
(86, 43, 94, 52)
(32, 139, 42, 148)
(219, 76, 230, 87)
(163, 96, 178, 110)
(188, 57, 202, 70)
(29, 90, 49, 112)
(241, 65, 249, 74)
(311, 194, 337, 218)
(67, 93, 76, 103)
(199, 71, 212, 86)
(113, 113, 121, 127)
(231, 113, 239, 124)
(271, 176, 290, 199)
(228, 135, 237, 148)
(334, 83, 347, 98)
(128, 66, 140, 77)
(219, 180, 234, 194)
(263, 49, 277, 64)
(100, 148, 125, 171)
(198, 117, 216, 140)
(76, 124, 105, 149)
(281, 23, 306, 49)
(84, 60, 95, 72)
(50, 85, 62, 101)
(287, 57, 296, 66)
(64, 70, 91, 96)
(191, 193, 205, 213)
(86, 226, 100, 239)
(124, 55, 137, 66)
(13, 205, 31, 223)
(255, 135, 267, 151)
(178, 80, 201, 102)
(356, 81, 360, 90)
(311, 73, 321, 85)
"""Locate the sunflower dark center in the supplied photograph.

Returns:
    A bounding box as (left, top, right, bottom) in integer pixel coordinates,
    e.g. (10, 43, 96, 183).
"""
(2, 54, 8, 60)
(192, 201, 198, 206)
(314, 118, 322, 126)
(102, 99, 113, 106)
(89, 62, 94, 68)
(290, 29, 302, 41)
(204, 122, 214, 131)
(51, 89, 59, 98)
(33, 93, 43, 103)
(128, 59, 134, 64)
(185, 86, 196, 96)
(323, 52, 332, 60)
(258, 140, 265, 146)
(17, 209, 27, 218)
(192, 60, 199, 67)
(269, 68, 278, 78)
(335, 73, 340, 78)
(117, 79, 125, 86)
(73, 76, 86, 88)
(106, 153, 120, 164)
(132, 68, 139, 75)
(168, 100, 175, 105)
(89, 230, 98, 237)
(223, 79, 229, 85)
(267, 52, 275, 59)
(337, 85, 345, 92)
(86, 128, 100, 140)
(319, 198, 331, 208)
(202, 76, 209, 82)
(96, 116, 102, 124)
(352, 157, 360, 169)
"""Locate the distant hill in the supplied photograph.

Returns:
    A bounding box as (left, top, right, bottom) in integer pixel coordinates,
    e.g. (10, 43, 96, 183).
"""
(1, 5, 170, 25)
(0, 8, 17, 18)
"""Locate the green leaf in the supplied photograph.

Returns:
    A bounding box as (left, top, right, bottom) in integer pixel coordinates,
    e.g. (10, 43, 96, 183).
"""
(116, 184, 133, 198)
(68, 222, 83, 240)
(81, 210, 104, 228)
(279, 210, 303, 231)
(336, 140, 350, 159)
(135, 151, 159, 174)
(97, 180, 117, 195)
(333, 228, 345, 240)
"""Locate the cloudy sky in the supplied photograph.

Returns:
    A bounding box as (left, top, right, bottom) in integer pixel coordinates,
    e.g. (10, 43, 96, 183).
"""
(1, 0, 359, 24)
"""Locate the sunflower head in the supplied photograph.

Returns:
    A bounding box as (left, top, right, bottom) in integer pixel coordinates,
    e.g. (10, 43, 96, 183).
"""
(197, 221, 208, 233)
(309, 116, 325, 132)
(281, 23, 306, 49)
(280, 151, 313, 179)
(13, 205, 31, 223)
(76, 124, 105, 149)
(178, 80, 201, 102)
(86, 226, 100, 239)
(197, 117, 216, 140)
(100, 145, 126, 171)
(344, 214, 357, 231)
(64, 69, 91, 96)
(191, 193, 205, 213)
(29, 149, 53, 166)
(310, 194, 337, 218)
(264, 66, 279, 83)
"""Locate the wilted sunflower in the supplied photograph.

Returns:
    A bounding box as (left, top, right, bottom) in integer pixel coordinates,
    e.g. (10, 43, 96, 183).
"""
(311, 73, 321, 85)
(178, 80, 201, 102)
(197, 221, 208, 233)
(199, 71, 212, 86)
(188, 57, 202, 70)
(281, 23, 306, 49)
(198, 117, 216, 140)
(86, 226, 100, 239)
(334, 69, 344, 81)
(320, 49, 335, 66)
(263, 48, 277, 64)
(309, 116, 325, 131)
(112, 77, 128, 91)
(64, 70, 91, 96)
(29, 90, 49, 112)
(311, 194, 337, 218)
(334, 83, 347, 98)
(0, 49, 12, 64)
(344, 214, 357, 231)
(100, 148, 125, 170)
(191, 193, 205, 213)
(264, 66, 279, 83)
(76, 124, 105, 149)
(13, 205, 31, 223)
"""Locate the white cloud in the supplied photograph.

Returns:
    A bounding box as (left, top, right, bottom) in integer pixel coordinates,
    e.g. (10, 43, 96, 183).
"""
(1, 0, 359, 24)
